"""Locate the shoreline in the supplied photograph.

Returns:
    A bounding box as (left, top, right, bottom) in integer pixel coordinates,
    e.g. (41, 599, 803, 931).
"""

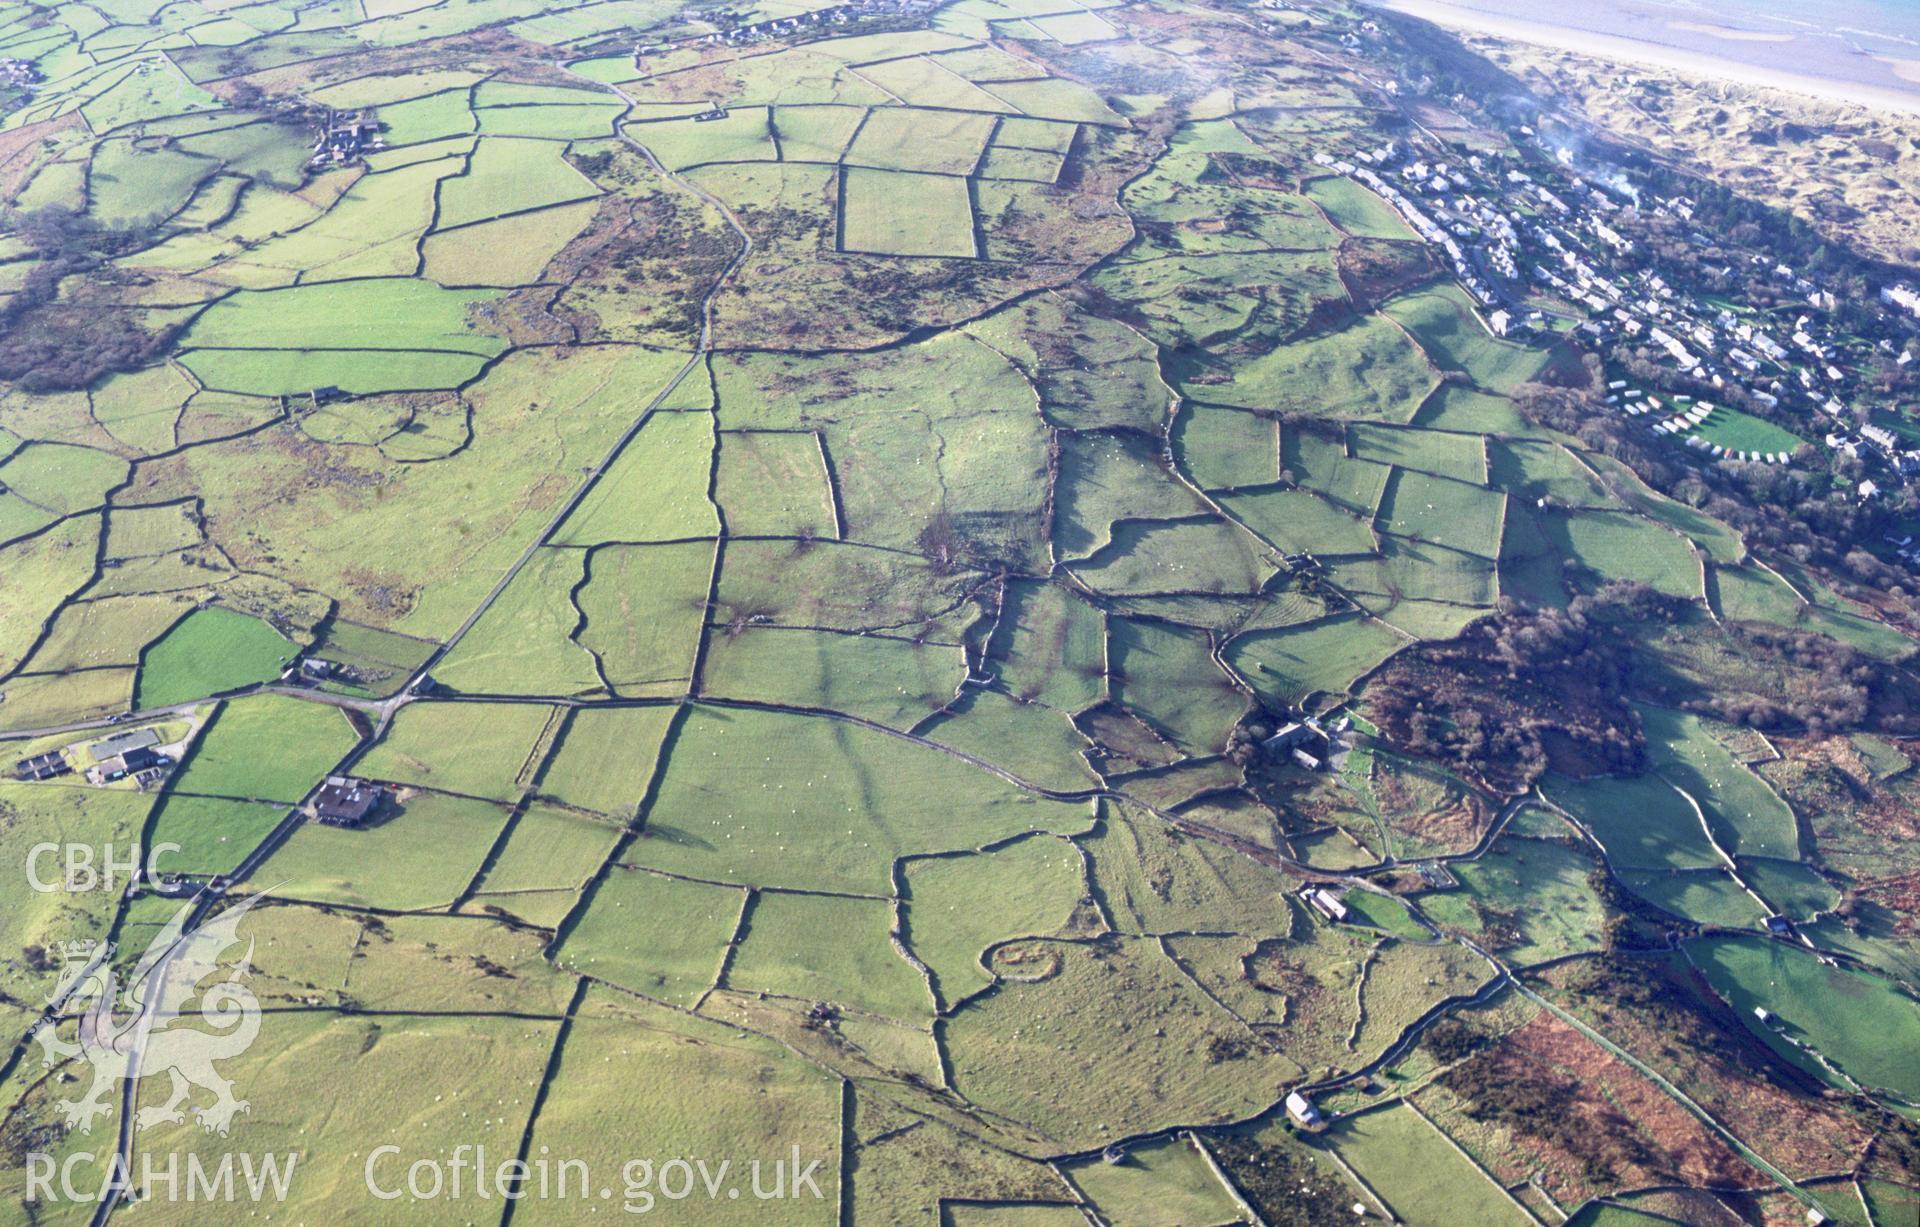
(1362, 0, 1920, 116)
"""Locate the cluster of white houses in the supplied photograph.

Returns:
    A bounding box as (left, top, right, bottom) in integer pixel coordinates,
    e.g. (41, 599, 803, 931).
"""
(638, 0, 929, 56)
(1313, 138, 1920, 491)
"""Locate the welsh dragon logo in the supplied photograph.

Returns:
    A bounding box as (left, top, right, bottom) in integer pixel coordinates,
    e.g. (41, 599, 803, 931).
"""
(32, 891, 267, 1138)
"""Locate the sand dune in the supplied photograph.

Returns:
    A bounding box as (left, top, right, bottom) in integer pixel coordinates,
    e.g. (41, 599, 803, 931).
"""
(1366, 0, 1920, 115)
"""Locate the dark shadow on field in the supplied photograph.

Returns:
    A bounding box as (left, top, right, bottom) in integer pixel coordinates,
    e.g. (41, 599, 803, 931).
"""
(634, 823, 715, 851)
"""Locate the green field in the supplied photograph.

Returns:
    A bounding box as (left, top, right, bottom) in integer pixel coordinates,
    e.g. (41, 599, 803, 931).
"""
(1424, 832, 1608, 965)
(1688, 405, 1805, 454)
(558, 866, 742, 1005)
(1377, 469, 1505, 558)
(1228, 613, 1407, 707)
(135, 606, 295, 708)
(841, 167, 977, 257)
(1689, 935, 1920, 1099)
(1546, 509, 1702, 599)
(357, 701, 557, 801)
(1305, 175, 1417, 240)
(1542, 772, 1723, 870)
(257, 789, 511, 910)
(168, 693, 358, 803)
(1322, 1102, 1533, 1226)
(1382, 285, 1546, 392)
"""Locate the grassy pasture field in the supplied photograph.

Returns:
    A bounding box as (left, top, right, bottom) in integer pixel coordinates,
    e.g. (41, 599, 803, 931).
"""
(168, 693, 356, 803)
(577, 541, 713, 698)
(1179, 310, 1435, 419)
(854, 56, 1018, 113)
(903, 834, 1087, 1005)
(1175, 402, 1275, 490)
(0, 442, 127, 513)
(631, 705, 1091, 894)
(0, 668, 134, 733)
(728, 890, 932, 1022)
(1109, 617, 1246, 755)
(1325, 536, 1498, 608)
(1223, 486, 1380, 556)
(146, 793, 287, 877)
(1487, 440, 1616, 507)
(1620, 868, 1765, 927)
(421, 198, 600, 285)
(1715, 561, 1916, 660)
(1689, 935, 1920, 1099)
(0, 781, 147, 1011)
(1321, 1102, 1533, 1226)
(982, 75, 1124, 123)
(537, 703, 675, 818)
(841, 167, 977, 256)
(1542, 773, 1722, 870)
(434, 548, 603, 697)
(1063, 1134, 1247, 1226)
(1412, 384, 1539, 435)
(1341, 889, 1430, 940)
(1085, 804, 1293, 935)
(436, 135, 602, 226)
(469, 803, 623, 925)
(1546, 509, 1701, 599)
(475, 102, 625, 139)
(945, 935, 1302, 1149)
(126, 1012, 559, 1227)
(357, 701, 557, 801)
(771, 104, 866, 162)
(1639, 705, 1798, 860)
(713, 430, 836, 536)
(26, 593, 191, 672)
(1283, 428, 1392, 514)
(1351, 424, 1486, 485)
(134, 606, 293, 708)
(178, 331, 495, 395)
(1582, 454, 1744, 564)
(1423, 833, 1608, 965)
(553, 408, 719, 545)
(1376, 469, 1505, 558)
(1738, 856, 1838, 919)
(558, 866, 741, 1005)
(1499, 506, 1571, 609)
(515, 992, 842, 1227)
(713, 537, 980, 637)
(629, 105, 777, 169)
(1305, 175, 1419, 240)
(700, 625, 959, 729)
(1068, 517, 1273, 596)
(258, 788, 511, 910)
(1055, 429, 1210, 557)
(104, 504, 200, 559)
(1228, 613, 1406, 708)
(980, 144, 1063, 181)
(182, 278, 505, 357)
(1382, 284, 1546, 392)
(921, 689, 1098, 791)
(988, 578, 1107, 711)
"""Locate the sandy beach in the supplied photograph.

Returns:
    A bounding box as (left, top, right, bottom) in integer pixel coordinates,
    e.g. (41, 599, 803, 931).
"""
(1364, 0, 1920, 115)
